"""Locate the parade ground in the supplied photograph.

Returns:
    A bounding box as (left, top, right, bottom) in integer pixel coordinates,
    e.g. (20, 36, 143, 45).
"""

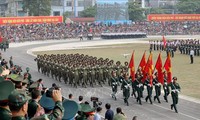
(3, 35, 200, 120)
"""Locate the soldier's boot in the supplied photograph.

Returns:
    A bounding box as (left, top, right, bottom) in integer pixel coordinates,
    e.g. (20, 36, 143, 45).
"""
(124, 98, 126, 103)
(127, 100, 129, 106)
(154, 96, 156, 101)
(145, 97, 148, 102)
(149, 97, 153, 104)
(164, 96, 168, 102)
(171, 104, 173, 110)
(174, 106, 178, 113)
(157, 97, 161, 103)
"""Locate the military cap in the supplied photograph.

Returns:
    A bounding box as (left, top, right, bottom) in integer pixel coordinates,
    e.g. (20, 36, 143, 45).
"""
(8, 90, 27, 107)
(39, 93, 55, 110)
(80, 103, 95, 114)
(11, 75, 24, 82)
(173, 77, 177, 80)
(62, 99, 79, 120)
(0, 80, 15, 100)
(26, 67, 30, 71)
(7, 74, 19, 81)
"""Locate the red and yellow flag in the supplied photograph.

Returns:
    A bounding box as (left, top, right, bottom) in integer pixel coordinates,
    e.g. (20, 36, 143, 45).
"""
(139, 51, 146, 72)
(129, 51, 135, 81)
(163, 54, 172, 84)
(155, 53, 164, 85)
(143, 53, 153, 85)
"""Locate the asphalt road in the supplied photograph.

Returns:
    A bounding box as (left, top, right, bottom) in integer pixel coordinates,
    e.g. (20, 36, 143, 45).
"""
(2, 38, 200, 120)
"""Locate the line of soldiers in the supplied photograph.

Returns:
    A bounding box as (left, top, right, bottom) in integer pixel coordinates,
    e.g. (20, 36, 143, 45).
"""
(150, 39, 200, 57)
(0, 40, 9, 52)
(35, 53, 181, 113)
(35, 53, 129, 88)
(110, 67, 181, 113)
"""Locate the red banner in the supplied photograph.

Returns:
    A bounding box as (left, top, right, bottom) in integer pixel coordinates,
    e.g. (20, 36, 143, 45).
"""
(0, 16, 63, 25)
(147, 14, 200, 21)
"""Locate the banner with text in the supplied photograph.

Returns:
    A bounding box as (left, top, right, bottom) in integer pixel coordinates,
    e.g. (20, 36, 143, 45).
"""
(0, 16, 63, 25)
(147, 14, 200, 21)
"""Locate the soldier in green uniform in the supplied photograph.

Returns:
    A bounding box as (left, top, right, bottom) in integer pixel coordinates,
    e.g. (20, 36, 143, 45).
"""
(0, 77, 15, 120)
(82, 65, 88, 88)
(169, 77, 181, 113)
(23, 67, 32, 86)
(9, 56, 14, 68)
(74, 65, 79, 88)
(121, 73, 131, 106)
(8, 90, 28, 120)
(111, 71, 118, 100)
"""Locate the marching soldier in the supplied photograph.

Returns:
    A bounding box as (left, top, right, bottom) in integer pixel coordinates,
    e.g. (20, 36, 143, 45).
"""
(9, 56, 13, 68)
(144, 73, 153, 104)
(163, 71, 170, 102)
(153, 72, 161, 103)
(169, 77, 181, 113)
(111, 71, 118, 100)
(121, 73, 131, 106)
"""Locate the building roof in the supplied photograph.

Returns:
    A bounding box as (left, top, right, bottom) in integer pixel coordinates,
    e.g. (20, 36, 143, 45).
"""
(70, 17, 95, 22)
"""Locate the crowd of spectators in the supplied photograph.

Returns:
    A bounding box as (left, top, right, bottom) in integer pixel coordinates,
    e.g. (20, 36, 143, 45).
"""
(0, 21, 200, 42)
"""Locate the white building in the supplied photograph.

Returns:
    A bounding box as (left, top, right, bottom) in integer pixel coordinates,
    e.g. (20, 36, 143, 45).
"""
(5, 0, 27, 16)
(51, 0, 96, 17)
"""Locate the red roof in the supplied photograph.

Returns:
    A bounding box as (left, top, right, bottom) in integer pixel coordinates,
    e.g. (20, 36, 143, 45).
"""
(70, 17, 95, 22)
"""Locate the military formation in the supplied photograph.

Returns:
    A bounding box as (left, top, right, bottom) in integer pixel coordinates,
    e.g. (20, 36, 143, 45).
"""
(35, 53, 181, 113)
(35, 53, 129, 88)
(150, 39, 200, 57)
(0, 40, 9, 52)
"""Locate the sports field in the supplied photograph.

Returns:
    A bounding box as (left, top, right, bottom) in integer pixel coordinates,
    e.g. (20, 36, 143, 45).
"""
(34, 42, 200, 99)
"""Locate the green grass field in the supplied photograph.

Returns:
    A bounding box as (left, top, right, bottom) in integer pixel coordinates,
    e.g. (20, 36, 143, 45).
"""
(33, 43, 200, 99)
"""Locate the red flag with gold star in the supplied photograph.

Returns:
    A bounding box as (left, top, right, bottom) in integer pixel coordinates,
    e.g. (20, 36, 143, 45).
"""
(129, 51, 135, 81)
(163, 54, 172, 84)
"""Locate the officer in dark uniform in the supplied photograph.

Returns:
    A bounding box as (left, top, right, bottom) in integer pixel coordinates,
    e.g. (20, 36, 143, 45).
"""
(134, 72, 143, 105)
(111, 71, 118, 100)
(144, 73, 153, 104)
(153, 72, 161, 103)
(169, 77, 181, 113)
(121, 73, 131, 106)
(163, 71, 170, 102)
(0, 77, 15, 120)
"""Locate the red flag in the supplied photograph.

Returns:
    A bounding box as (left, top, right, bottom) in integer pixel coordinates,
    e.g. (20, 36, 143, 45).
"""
(129, 51, 135, 81)
(155, 53, 164, 85)
(163, 54, 172, 84)
(162, 35, 166, 48)
(139, 51, 146, 72)
(143, 53, 153, 85)
(0, 36, 3, 43)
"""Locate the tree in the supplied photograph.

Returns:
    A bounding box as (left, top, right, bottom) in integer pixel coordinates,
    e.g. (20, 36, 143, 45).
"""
(79, 6, 96, 17)
(176, 0, 200, 14)
(128, 2, 145, 21)
(23, 0, 51, 16)
(63, 11, 69, 22)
